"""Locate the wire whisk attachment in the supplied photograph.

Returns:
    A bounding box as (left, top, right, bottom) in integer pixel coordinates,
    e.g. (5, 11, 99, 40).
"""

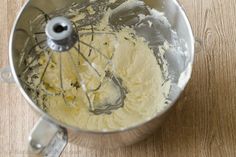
(19, 7, 128, 115)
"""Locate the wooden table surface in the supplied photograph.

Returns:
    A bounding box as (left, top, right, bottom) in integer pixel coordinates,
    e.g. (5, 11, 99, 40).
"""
(1, 0, 236, 156)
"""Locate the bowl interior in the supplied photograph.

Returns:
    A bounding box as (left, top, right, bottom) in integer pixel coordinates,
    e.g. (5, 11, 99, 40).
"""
(10, 0, 194, 131)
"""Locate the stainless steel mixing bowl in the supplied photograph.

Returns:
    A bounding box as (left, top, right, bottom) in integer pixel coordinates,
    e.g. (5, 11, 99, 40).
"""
(1, 0, 194, 156)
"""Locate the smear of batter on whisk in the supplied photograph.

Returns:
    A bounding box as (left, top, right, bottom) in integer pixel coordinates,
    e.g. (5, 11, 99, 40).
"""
(26, 1, 171, 131)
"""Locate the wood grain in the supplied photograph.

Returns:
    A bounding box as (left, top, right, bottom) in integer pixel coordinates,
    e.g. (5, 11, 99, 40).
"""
(0, 0, 236, 156)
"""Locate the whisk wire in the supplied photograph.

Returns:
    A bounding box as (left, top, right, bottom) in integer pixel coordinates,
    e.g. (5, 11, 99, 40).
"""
(79, 40, 111, 61)
(38, 51, 53, 85)
(73, 46, 101, 77)
(68, 50, 94, 111)
(59, 53, 71, 106)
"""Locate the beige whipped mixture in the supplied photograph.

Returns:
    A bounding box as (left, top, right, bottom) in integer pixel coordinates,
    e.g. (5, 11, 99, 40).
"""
(27, 7, 171, 131)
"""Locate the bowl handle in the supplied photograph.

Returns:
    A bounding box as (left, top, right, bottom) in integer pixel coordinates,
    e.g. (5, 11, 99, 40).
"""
(28, 117, 68, 157)
(0, 67, 15, 83)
